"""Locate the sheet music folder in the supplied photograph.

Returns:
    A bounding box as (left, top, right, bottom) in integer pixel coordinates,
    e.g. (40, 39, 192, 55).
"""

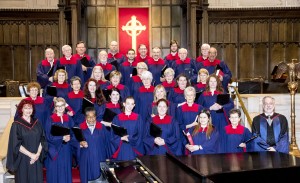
(102, 108, 118, 122)
(51, 124, 70, 136)
(150, 123, 162, 138)
(46, 86, 57, 97)
(72, 127, 85, 142)
(111, 124, 127, 137)
(82, 97, 94, 114)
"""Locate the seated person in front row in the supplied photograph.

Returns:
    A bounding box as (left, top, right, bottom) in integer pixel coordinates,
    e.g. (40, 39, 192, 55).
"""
(252, 96, 289, 154)
(79, 107, 109, 183)
(221, 109, 252, 153)
(184, 109, 219, 155)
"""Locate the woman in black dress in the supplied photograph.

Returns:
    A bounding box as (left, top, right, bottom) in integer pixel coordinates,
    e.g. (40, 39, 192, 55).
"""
(6, 99, 47, 183)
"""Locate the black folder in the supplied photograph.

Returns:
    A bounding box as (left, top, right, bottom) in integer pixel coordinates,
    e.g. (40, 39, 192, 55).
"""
(216, 94, 230, 105)
(132, 67, 137, 77)
(102, 89, 111, 101)
(102, 108, 118, 122)
(46, 86, 57, 97)
(215, 64, 223, 72)
(195, 91, 202, 102)
(51, 124, 70, 136)
(72, 127, 86, 142)
(161, 65, 167, 77)
(82, 97, 94, 114)
(47, 66, 54, 77)
(104, 72, 111, 81)
(110, 60, 119, 70)
(81, 57, 91, 67)
(111, 124, 128, 137)
(150, 123, 162, 138)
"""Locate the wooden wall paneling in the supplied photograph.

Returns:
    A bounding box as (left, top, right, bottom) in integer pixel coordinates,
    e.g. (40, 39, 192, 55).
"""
(31, 46, 44, 81)
(36, 24, 45, 45)
(106, 7, 116, 27)
(97, 0, 105, 5)
(239, 44, 253, 78)
(171, 27, 181, 41)
(162, 0, 171, 4)
(271, 21, 279, 42)
(0, 24, 3, 44)
(162, 6, 171, 26)
(118, 0, 129, 6)
(254, 22, 263, 42)
(230, 22, 238, 43)
(162, 28, 171, 48)
(271, 43, 284, 68)
(29, 24, 37, 45)
(3, 24, 11, 44)
(87, 0, 96, 5)
(285, 43, 299, 62)
(51, 23, 59, 44)
(152, 0, 161, 5)
(171, 6, 181, 26)
(88, 28, 97, 48)
(152, 28, 161, 48)
(97, 28, 107, 48)
(172, 0, 181, 4)
(152, 6, 161, 27)
(278, 20, 286, 42)
(87, 7, 96, 27)
(14, 46, 28, 81)
(292, 20, 300, 42)
(223, 23, 231, 43)
(43, 24, 52, 44)
(208, 23, 216, 43)
(107, 0, 116, 5)
(239, 22, 248, 43)
(0, 46, 12, 81)
(97, 7, 106, 26)
(18, 24, 26, 44)
(246, 21, 254, 43)
(223, 44, 237, 79)
(11, 24, 20, 44)
(286, 21, 293, 42)
(260, 21, 269, 42)
(87, 48, 97, 63)
(215, 22, 223, 43)
(254, 44, 268, 79)
(107, 28, 117, 46)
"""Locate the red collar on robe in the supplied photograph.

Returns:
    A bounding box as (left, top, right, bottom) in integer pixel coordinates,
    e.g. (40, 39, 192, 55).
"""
(202, 90, 223, 96)
(175, 58, 191, 65)
(25, 96, 44, 104)
(132, 75, 142, 83)
(202, 59, 221, 67)
(196, 56, 208, 63)
(122, 60, 138, 67)
(181, 103, 199, 112)
(108, 52, 123, 59)
(198, 126, 208, 132)
(165, 53, 179, 61)
(153, 115, 172, 124)
(225, 124, 244, 134)
(107, 84, 125, 90)
(90, 98, 96, 103)
(139, 86, 155, 93)
(52, 82, 69, 88)
(147, 58, 165, 65)
(41, 59, 58, 66)
(106, 102, 120, 109)
(135, 55, 150, 62)
(74, 53, 91, 60)
(14, 117, 38, 129)
(195, 83, 206, 89)
(80, 121, 102, 130)
(162, 81, 176, 88)
(59, 55, 77, 65)
(68, 90, 84, 99)
(97, 80, 107, 85)
(97, 63, 113, 71)
(51, 113, 69, 123)
(174, 87, 184, 94)
(118, 112, 138, 121)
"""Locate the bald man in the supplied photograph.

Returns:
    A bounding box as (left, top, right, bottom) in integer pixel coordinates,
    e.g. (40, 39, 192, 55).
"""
(96, 50, 116, 77)
(107, 41, 126, 69)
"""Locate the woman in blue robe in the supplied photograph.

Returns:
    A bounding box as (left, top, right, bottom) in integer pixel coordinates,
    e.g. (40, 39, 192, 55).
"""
(185, 109, 219, 155)
(90, 66, 110, 90)
(105, 70, 130, 102)
(161, 68, 176, 93)
(194, 68, 209, 93)
(168, 74, 191, 106)
(221, 109, 252, 153)
(144, 99, 180, 155)
(45, 97, 75, 183)
(79, 107, 109, 183)
(111, 97, 144, 161)
(197, 75, 234, 136)
(129, 62, 148, 96)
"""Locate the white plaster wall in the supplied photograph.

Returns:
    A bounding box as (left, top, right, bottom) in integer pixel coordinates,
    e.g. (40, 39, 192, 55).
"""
(209, 0, 300, 8)
(0, 0, 58, 9)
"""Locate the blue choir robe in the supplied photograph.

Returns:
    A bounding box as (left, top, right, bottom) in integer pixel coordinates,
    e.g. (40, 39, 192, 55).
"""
(105, 102, 122, 115)
(252, 113, 289, 154)
(192, 56, 208, 73)
(164, 53, 179, 68)
(171, 58, 197, 83)
(88, 99, 106, 122)
(97, 80, 110, 90)
(134, 86, 155, 122)
(45, 114, 75, 183)
(194, 83, 206, 93)
(222, 124, 252, 153)
(146, 100, 176, 122)
(96, 62, 116, 77)
(129, 75, 143, 96)
(119, 60, 139, 86)
(162, 80, 176, 93)
(197, 91, 234, 136)
(143, 115, 180, 155)
(185, 126, 220, 155)
(36, 59, 58, 89)
(108, 52, 126, 66)
(58, 56, 84, 84)
(43, 82, 72, 102)
(111, 112, 144, 161)
(79, 122, 109, 183)
(135, 55, 151, 63)
(73, 54, 96, 84)
(199, 59, 232, 91)
(66, 90, 85, 126)
(167, 87, 185, 106)
(176, 103, 204, 132)
(146, 58, 166, 86)
(106, 84, 130, 102)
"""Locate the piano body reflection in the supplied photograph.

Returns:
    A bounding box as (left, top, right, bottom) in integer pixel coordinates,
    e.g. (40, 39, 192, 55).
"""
(102, 152, 300, 183)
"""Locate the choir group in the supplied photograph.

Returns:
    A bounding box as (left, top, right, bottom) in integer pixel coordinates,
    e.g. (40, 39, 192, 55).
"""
(6, 40, 289, 183)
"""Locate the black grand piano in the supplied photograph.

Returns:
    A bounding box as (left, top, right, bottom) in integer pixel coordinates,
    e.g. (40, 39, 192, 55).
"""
(102, 152, 300, 183)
